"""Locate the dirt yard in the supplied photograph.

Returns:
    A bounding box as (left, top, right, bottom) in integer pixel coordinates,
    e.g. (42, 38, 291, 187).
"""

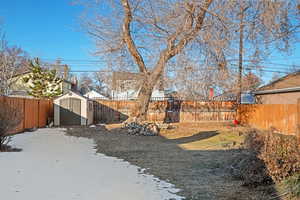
(66, 122, 277, 200)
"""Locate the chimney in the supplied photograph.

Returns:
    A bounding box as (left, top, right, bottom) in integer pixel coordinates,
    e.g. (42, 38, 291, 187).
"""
(209, 88, 214, 100)
(71, 76, 78, 90)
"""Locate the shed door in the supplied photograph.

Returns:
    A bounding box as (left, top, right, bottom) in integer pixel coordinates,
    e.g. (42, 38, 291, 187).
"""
(60, 98, 81, 125)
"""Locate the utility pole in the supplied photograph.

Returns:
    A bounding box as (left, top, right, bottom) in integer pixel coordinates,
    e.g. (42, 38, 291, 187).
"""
(237, 3, 247, 105)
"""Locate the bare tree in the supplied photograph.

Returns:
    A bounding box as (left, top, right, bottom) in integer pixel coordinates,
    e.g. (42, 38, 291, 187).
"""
(80, 0, 213, 121)
(0, 101, 22, 151)
(93, 71, 112, 98)
(241, 71, 262, 92)
(78, 71, 112, 98)
(166, 52, 234, 99)
(78, 73, 94, 94)
(0, 30, 29, 95)
(79, 0, 299, 121)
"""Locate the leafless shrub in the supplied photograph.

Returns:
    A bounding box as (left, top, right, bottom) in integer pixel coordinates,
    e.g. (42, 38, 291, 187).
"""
(243, 129, 265, 153)
(230, 150, 273, 187)
(0, 101, 22, 151)
(231, 129, 300, 190)
(260, 132, 300, 182)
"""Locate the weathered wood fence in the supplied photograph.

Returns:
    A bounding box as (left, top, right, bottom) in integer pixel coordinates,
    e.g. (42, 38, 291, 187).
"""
(238, 102, 300, 135)
(93, 99, 237, 123)
(0, 96, 53, 133)
(2, 95, 296, 136)
(94, 98, 300, 136)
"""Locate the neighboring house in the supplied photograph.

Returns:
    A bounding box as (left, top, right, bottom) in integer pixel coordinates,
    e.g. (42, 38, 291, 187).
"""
(111, 72, 165, 99)
(84, 90, 109, 99)
(254, 70, 300, 104)
(213, 91, 255, 103)
(8, 71, 76, 98)
(164, 90, 180, 99)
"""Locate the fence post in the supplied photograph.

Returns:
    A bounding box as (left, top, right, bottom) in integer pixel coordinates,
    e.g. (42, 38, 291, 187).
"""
(22, 98, 25, 131)
(38, 100, 40, 128)
(297, 98, 300, 140)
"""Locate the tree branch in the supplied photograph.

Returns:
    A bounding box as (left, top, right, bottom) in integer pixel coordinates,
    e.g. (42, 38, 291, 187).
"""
(170, 0, 213, 57)
(151, 0, 213, 82)
(199, 5, 228, 30)
(121, 0, 147, 74)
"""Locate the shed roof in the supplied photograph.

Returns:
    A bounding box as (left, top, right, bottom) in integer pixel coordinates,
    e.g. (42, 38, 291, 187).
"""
(54, 90, 90, 101)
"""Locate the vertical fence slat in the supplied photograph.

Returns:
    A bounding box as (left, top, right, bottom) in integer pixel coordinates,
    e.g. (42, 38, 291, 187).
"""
(1, 97, 53, 133)
(239, 104, 297, 135)
(93, 99, 236, 123)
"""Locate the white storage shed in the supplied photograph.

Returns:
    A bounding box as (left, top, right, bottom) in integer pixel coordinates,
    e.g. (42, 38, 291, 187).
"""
(54, 91, 94, 126)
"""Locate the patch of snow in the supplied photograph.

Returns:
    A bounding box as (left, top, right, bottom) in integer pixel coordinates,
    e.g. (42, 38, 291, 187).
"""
(0, 128, 184, 200)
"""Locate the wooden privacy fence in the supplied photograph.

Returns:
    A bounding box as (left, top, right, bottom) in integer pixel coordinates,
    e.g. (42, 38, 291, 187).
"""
(93, 99, 236, 123)
(238, 103, 299, 135)
(94, 99, 300, 136)
(0, 96, 53, 133)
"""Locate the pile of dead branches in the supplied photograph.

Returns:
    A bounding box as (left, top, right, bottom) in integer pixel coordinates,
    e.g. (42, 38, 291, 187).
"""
(122, 122, 160, 136)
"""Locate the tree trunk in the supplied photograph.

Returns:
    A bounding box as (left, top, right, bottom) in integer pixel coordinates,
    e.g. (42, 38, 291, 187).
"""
(130, 71, 161, 122)
(134, 83, 154, 122)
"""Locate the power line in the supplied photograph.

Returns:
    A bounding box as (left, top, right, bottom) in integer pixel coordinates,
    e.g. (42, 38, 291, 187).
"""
(45, 62, 297, 71)
(70, 70, 111, 73)
(39, 57, 299, 74)
(40, 58, 300, 66)
(69, 68, 290, 74)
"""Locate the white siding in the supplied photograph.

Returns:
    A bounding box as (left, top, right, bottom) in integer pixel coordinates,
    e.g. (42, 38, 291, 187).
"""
(54, 91, 93, 126)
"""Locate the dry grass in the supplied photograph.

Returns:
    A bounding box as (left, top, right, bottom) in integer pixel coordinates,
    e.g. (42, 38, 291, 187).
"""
(66, 123, 276, 200)
(161, 122, 245, 150)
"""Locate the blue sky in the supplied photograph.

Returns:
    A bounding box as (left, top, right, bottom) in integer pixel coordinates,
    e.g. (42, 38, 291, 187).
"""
(0, 0, 99, 71)
(0, 0, 299, 83)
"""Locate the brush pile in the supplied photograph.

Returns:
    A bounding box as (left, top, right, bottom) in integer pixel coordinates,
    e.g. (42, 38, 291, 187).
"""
(123, 122, 160, 136)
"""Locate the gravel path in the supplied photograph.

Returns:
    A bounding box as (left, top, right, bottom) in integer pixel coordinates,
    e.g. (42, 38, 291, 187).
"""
(0, 128, 184, 200)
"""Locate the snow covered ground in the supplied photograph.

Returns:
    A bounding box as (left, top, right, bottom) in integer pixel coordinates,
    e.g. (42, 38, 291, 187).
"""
(0, 128, 184, 200)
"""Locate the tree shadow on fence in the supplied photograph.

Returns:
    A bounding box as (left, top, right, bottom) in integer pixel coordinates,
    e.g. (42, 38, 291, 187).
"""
(93, 101, 129, 124)
(93, 99, 238, 124)
(164, 99, 182, 123)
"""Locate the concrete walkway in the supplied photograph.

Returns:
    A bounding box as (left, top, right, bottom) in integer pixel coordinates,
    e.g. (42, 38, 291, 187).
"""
(0, 128, 183, 200)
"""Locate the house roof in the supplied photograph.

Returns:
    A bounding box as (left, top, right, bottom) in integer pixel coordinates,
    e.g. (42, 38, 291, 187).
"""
(213, 92, 236, 100)
(84, 90, 108, 99)
(254, 86, 300, 95)
(257, 70, 300, 91)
